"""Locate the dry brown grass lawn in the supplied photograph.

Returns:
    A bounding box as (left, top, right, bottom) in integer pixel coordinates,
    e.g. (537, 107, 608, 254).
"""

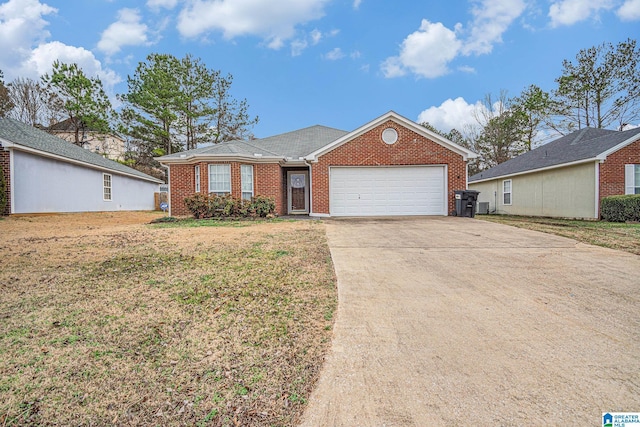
(0, 212, 336, 426)
(477, 214, 640, 255)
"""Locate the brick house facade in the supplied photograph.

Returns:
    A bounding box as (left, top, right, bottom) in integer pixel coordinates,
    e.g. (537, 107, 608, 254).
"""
(599, 140, 640, 201)
(160, 111, 476, 218)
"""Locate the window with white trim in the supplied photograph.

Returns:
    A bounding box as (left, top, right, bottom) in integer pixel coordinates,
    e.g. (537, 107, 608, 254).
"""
(103, 173, 112, 201)
(241, 165, 254, 200)
(194, 165, 200, 193)
(208, 164, 231, 195)
(625, 164, 640, 194)
(503, 179, 512, 205)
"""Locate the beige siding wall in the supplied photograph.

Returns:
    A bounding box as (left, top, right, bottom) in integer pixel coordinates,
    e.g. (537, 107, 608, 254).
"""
(469, 162, 598, 218)
(472, 181, 498, 212)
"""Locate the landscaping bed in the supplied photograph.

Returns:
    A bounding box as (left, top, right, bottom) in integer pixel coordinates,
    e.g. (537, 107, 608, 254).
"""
(0, 212, 336, 426)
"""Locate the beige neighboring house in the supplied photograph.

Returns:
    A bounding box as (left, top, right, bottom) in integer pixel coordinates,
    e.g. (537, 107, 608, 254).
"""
(468, 127, 640, 219)
(47, 118, 126, 161)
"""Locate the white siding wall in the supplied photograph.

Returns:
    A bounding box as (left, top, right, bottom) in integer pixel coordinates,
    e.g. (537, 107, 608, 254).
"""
(469, 162, 598, 219)
(12, 150, 157, 214)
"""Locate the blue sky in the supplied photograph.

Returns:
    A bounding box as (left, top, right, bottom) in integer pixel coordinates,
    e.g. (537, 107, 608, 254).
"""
(0, 0, 638, 138)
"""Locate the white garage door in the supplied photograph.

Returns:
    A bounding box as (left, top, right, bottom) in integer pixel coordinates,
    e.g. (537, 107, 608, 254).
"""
(329, 166, 446, 216)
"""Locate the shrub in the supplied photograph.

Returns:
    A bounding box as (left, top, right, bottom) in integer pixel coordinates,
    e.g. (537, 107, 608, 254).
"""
(601, 195, 640, 222)
(184, 193, 276, 219)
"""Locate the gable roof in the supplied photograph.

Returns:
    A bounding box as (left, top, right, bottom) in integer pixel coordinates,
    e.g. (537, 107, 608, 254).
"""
(307, 111, 477, 161)
(469, 127, 640, 183)
(157, 111, 476, 164)
(157, 125, 349, 163)
(0, 117, 162, 183)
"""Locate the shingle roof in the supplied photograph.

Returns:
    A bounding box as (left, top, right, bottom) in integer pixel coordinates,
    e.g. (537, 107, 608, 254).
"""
(157, 125, 348, 161)
(0, 117, 162, 183)
(469, 127, 640, 182)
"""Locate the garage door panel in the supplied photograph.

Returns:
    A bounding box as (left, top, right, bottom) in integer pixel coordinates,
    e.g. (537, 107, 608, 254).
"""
(329, 166, 446, 216)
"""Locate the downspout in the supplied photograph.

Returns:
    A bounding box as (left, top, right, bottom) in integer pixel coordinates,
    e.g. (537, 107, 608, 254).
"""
(595, 161, 601, 219)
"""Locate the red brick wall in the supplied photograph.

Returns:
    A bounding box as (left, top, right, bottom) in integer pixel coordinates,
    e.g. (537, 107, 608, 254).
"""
(311, 120, 467, 215)
(169, 161, 284, 216)
(600, 139, 640, 200)
(0, 145, 10, 215)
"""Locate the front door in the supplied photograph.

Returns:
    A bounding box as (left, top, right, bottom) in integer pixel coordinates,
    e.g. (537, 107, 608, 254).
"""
(287, 171, 309, 214)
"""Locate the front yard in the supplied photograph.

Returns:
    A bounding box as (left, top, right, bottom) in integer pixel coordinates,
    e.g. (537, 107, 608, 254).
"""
(0, 212, 336, 426)
(477, 214, 640, 255)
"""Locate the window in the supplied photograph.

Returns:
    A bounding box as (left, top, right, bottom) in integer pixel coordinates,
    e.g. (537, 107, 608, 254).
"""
(103, 173, 112, 201)
(241, 165, 254, 200)
(625, 164, 640, 195)
(503, 179, 512, 205)
(208, 164, 231, 195)
(194, 165, 200, 193)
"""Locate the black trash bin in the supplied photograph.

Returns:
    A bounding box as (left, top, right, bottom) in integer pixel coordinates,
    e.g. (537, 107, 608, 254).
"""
(454, 190, 480, 217)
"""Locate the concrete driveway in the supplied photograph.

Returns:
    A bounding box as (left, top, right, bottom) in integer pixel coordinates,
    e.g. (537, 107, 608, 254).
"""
(299, 217, 640, 426)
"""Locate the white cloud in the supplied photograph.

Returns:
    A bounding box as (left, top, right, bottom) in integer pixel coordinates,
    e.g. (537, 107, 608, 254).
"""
(381, 0, 526, 79)
(617, 0, 640, 20)
(324, 47, 345, 60)
(462, 0, 527, 55)
(98, 8, 150, 55)
(290, 39, 308, 57)
(417, 97, 485, 133)
(146, 0, 178, 10)
(353, 0, 362, 9)
(310, 28, 322, 44)
(381, 19, 461, 79)
(176, 0, 330, 49)
(458, 65, 476, 73)
(548, 0, 615, 27)
(0, 0, 56, 77)
(350, 50, 361, 59)
(0, 0, 119, 97)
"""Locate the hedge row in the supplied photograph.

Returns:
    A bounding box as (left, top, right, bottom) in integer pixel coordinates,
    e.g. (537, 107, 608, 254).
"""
(601, 195, 640, 222)
(184, 193, 276, 219)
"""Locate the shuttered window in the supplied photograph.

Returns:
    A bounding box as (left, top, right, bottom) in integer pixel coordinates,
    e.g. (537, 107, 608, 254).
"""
(241, 165, 254, 200)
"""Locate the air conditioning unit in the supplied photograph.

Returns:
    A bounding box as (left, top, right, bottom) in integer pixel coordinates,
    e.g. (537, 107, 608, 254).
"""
(477, 202, 490, 214)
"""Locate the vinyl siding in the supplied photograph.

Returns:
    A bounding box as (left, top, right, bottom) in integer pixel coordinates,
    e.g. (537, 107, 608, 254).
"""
(469, 162, 597, 219)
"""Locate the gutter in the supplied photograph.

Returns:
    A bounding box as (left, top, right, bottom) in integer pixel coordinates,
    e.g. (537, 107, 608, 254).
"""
(469, 157, 600, 184)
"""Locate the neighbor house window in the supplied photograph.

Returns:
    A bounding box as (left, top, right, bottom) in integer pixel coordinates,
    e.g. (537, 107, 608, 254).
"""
(625, 164, 640, 194)
(503, 179, 512, 205)
(103, 173, 112, 201)
(241, 165, 254, 200)
(208, 164, 231, 195)
(194, 165, 200, 193)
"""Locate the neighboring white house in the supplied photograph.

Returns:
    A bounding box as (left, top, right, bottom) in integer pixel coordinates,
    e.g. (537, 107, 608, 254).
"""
(47, 118, 127, 161)
(0, 117, 163, 215)
(469, 127, 640, 219)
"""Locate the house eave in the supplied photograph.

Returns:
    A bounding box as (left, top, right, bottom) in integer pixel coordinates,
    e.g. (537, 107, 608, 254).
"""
(469, 158, 600, 184)
(156, 154, 284, 165)
(596, 132, 640, 160)
(2, 138, 163, 184)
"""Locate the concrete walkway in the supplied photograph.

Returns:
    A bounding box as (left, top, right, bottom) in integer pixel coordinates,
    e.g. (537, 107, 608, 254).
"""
(299, 217, 640, 426)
